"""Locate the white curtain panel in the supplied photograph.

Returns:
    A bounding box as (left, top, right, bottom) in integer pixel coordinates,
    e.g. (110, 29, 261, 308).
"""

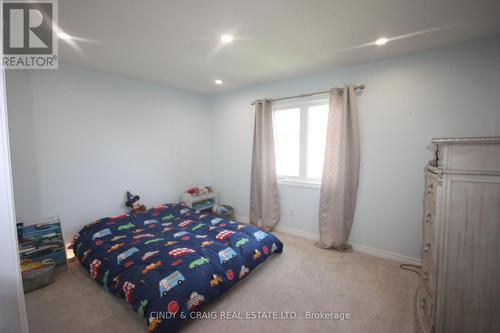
(316, 85, 360, 251)
(250, 99, 280, 231)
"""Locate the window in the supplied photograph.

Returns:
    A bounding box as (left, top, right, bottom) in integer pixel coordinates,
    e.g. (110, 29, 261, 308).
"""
(272, 98, 329, 185)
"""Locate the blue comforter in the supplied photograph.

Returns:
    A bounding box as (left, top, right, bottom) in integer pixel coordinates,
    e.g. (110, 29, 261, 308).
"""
(73, 203, 283, 332)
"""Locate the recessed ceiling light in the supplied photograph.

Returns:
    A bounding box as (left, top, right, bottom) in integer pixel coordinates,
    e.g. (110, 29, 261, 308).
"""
(375, 37, 388, 46)
(220, 35, 233, 43)
(57, 32, 72, 40)
(214, 79, 223, 85)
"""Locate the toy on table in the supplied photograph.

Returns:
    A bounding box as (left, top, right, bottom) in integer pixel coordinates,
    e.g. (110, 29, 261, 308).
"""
(185, 185, 210, 197)
(125, 191, 146, 213)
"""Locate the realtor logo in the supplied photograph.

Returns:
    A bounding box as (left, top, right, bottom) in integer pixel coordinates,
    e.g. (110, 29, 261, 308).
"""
(2, 0, 58, 69)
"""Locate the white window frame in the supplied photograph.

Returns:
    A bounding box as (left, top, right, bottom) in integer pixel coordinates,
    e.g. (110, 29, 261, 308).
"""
(272, 96, 329, 188)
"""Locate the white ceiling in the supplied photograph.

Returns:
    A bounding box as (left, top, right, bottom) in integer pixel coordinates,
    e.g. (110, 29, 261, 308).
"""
(58, 0, 500, 94)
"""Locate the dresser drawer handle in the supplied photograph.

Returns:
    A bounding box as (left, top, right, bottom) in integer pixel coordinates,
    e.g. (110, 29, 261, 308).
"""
(424, 243, 431, 253)
(423, 271, 429, 281)
(425, 184, 434, 194)
(424, 214, 432, 224)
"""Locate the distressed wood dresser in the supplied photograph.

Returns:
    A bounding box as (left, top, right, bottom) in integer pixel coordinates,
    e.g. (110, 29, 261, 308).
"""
(415, 137, 500, 333)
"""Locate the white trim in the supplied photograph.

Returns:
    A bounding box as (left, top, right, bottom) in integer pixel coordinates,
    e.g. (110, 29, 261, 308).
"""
(350, 242, 422, 266)
(242, 221, 422, 266)
(277, 178, 321, 189)
(0, 67, 29, 332)
(275, 225, 320, 241)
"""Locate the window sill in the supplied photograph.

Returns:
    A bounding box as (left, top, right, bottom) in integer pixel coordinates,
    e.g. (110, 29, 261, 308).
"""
(277, 179, 321, 189)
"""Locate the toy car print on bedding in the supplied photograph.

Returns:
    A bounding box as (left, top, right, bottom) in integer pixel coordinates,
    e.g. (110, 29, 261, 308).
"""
(73, 203, 283, 333)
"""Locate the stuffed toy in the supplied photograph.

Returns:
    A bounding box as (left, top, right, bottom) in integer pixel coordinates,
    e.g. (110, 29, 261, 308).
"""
(186, 185, 209, 197)
(125, 191, 146, 213)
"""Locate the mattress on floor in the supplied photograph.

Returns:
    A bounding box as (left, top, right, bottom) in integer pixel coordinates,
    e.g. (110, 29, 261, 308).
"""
(73, 203, 283, 333)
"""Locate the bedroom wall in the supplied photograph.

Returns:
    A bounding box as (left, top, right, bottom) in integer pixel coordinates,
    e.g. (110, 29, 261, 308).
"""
(208, 37, 500, 260)
(6, 64, 212, 241)
(497, 97, 500, 135)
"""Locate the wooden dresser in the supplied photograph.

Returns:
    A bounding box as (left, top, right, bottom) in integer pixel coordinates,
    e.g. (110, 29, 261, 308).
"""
(415, 137, 500, 333)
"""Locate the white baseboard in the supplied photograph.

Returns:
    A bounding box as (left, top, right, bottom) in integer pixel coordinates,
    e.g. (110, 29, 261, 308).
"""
(236, 217, 421, 266)
(349, 242, 422, 266)
(274, 225, 320, 241)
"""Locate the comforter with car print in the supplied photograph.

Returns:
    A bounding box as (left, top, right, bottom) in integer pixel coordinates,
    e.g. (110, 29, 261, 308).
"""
(73, 203, 283, 333)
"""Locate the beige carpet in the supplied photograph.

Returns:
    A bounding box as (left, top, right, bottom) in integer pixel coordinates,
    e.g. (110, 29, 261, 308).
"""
(24, 232, 419, 333)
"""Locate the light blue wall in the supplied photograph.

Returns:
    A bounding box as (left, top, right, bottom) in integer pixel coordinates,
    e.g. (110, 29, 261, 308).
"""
(6, 64, 213, 241)
(208, 37, 500, 260)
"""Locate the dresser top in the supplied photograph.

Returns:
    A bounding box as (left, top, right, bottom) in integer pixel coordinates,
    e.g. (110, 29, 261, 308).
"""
(431, 136, 500, 144)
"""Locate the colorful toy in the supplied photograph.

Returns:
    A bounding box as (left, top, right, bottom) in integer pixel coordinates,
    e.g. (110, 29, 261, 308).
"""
(144, 238, 163, 245)
(235, 238, 250, 248)
(185, 185, 209, 197)
(142, 251, 159, 261)
(167, 301, 179, 314)
(142, 260, 162, 274)
(123, 281, 136, 303)
(144, 219, 159, 225)
(173, 231, 188, 238)
(82, 249, 91, 262)
(188, 257, 209, 269)
(102, 270, 110, 290)
(147, 318, 161, 333)
(92, 228, 112, 240)
(210, 218, 223, 225)
(90, 259, 102, 279)
(210, 274, 223, 287)
(137, 299, 149, 317)
(239, 265, 250, 279)
(253, 230, 268, 241)
(216, 230, 234, 241)
(192, 223, 205, 231)
(117, 247, 139, 264)
(201, 241, 213, 247)
(133, 233, 155, 240)
(186, 291, 205, 310)
(171, 259, 183, 267)
(253, 249, 262, 260)
(161, 214, 175, 221)
(218, 247, 237, 264)
(159, 271, 185, 296)
(179, 220, 193, 228)
(125, 191, 146, 214)
(107, 242, 125, 253)
(169, 247, 195, 258)
(118, 223, 135, 231)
